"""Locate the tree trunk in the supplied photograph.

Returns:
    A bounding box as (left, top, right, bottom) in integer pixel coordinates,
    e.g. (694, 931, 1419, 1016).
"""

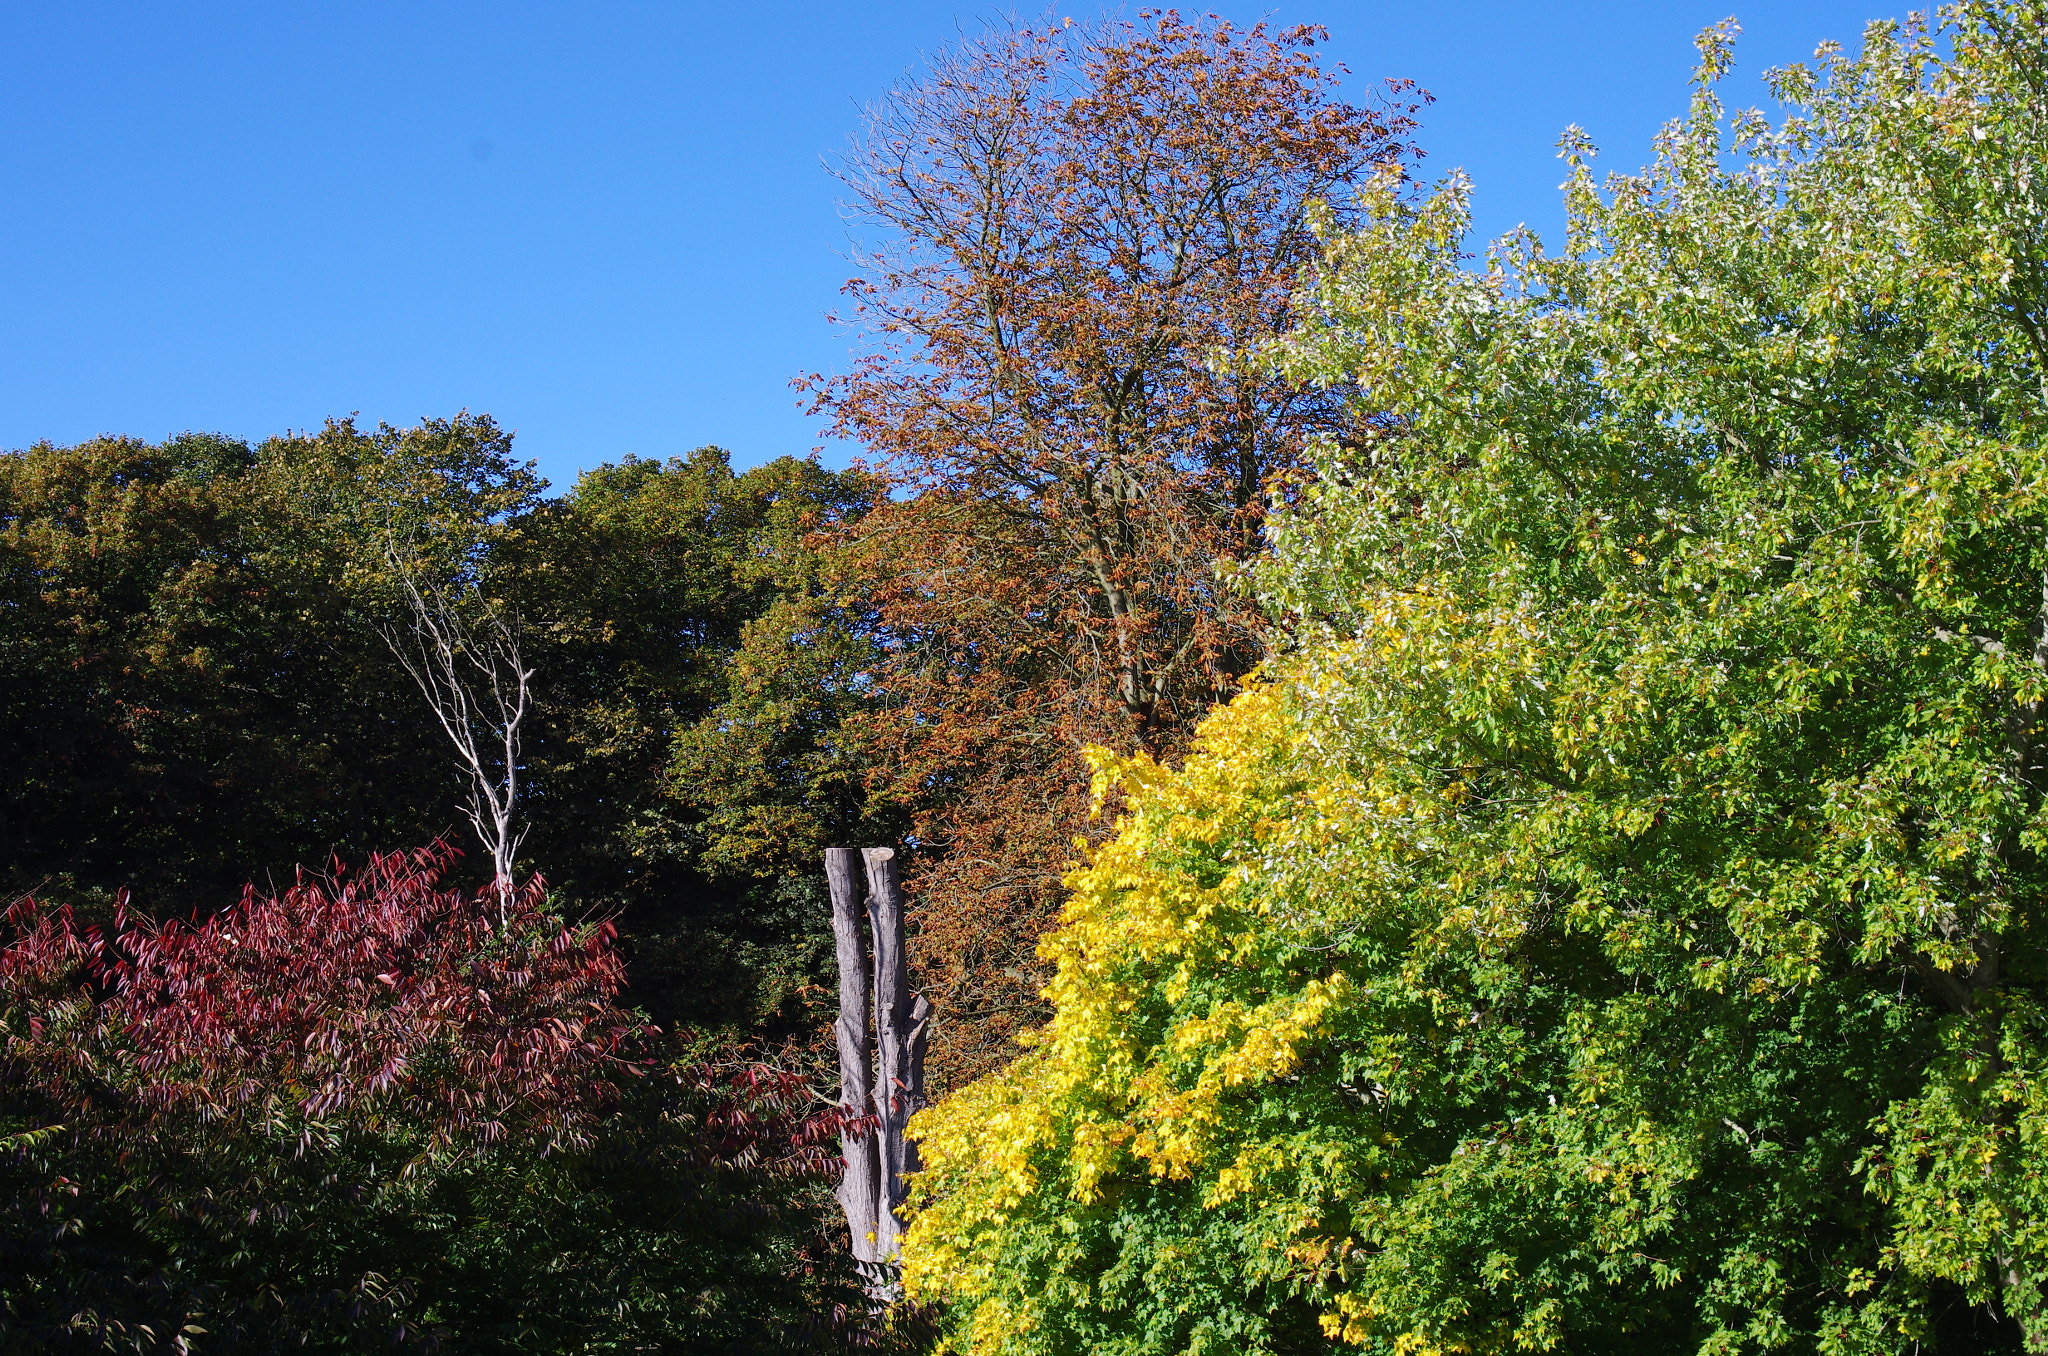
(863, 847, 931, 1263)
(829, 846, 930, 1297)
(827, 848, 884, 1270)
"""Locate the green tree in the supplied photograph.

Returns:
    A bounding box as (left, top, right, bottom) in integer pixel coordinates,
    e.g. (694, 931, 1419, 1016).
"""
(496, 447, 892, 1038)
(1, 427, 889, 1043)
(0, 416, 533, 910)
(905, 4, 2048, 1351)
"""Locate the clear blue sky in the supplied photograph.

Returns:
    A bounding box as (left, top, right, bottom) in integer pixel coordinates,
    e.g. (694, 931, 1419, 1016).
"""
(2, 1, 1901, 491)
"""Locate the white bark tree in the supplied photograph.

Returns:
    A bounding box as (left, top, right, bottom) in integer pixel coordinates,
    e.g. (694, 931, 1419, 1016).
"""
(381, 543, 533, 921)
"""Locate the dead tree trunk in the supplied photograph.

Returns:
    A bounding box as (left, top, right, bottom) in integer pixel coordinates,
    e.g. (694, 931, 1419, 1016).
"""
(827, 848, 884, 1272)
(864, 847, 930, 1263)
(828, 846, 930, 1296)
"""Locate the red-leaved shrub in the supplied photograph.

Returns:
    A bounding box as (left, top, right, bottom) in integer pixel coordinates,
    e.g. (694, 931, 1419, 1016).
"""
(6, 839, 637, 1155)
(0, 844, 893, 1352)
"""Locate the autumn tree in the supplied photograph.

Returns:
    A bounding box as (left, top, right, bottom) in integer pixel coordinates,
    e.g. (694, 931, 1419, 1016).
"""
(908, 5, 2048, 1351)
(810, 9, 1425, 1083)
(0, 843, 873, 1352)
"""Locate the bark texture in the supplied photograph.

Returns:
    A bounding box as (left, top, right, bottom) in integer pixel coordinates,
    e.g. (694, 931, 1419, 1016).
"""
(827, 848, 883, 1269)
(829, 846, 929, 1292)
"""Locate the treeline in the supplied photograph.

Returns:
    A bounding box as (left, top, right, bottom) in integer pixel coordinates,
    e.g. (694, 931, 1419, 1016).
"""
(0, 424, 902, 1349)
(0, 420, 888, 1040)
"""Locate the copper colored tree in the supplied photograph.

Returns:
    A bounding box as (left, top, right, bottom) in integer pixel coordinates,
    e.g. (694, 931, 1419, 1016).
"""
(807, 11, 1424, 1084)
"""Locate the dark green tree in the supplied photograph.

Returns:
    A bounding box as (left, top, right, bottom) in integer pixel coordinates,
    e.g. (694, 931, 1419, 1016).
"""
(494, 447, 896, 1037)
(0, 416, 534, 911)
(1, 428, 892, 1042)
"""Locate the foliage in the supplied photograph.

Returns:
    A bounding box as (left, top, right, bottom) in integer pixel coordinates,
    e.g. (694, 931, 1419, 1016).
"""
(810, 9, 1426, 1088)
(0, 842, 866, 1352)
(0, 431, 895, 1346)
(904, 689, 1360, 1354)
(905, 4, 2048, 1352)
(0, 418, 526, 908)
(500, 446, 892, 1039)
(0, 430, 883, 1043)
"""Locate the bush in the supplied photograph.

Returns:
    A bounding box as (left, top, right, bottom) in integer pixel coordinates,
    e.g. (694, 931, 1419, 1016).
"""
(0, 843, 870, 1353)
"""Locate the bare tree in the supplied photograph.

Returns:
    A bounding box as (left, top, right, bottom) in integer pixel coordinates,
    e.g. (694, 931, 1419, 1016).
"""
(381, 543, 533, 920)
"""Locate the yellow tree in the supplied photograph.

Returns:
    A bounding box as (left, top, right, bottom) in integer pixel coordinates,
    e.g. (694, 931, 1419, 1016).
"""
(906, 5, 2048, 1352)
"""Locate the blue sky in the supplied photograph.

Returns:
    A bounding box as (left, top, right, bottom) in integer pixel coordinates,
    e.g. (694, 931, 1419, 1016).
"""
(2, 1, 1900, 491)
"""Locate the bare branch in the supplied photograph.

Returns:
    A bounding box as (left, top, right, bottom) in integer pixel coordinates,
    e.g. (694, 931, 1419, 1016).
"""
(379, 539, 535, 921)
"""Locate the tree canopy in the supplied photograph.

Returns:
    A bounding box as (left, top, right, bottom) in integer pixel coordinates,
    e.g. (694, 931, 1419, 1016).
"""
(811, 10, 1426, 1087)
(904, 4, 2048, 1351)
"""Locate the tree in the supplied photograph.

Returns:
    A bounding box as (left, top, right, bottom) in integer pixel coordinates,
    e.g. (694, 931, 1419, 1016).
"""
(906, 689, 1363, 1355)
(0, 842, 623, 1346)
(0, 843, 874, 1352)
(906, 4, 2048, 1351)
(0, 418, 535, 913)
(382, 546, 535, 920)
(810, 9, 1426, 1087)
(499, 447, 893, 1039)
